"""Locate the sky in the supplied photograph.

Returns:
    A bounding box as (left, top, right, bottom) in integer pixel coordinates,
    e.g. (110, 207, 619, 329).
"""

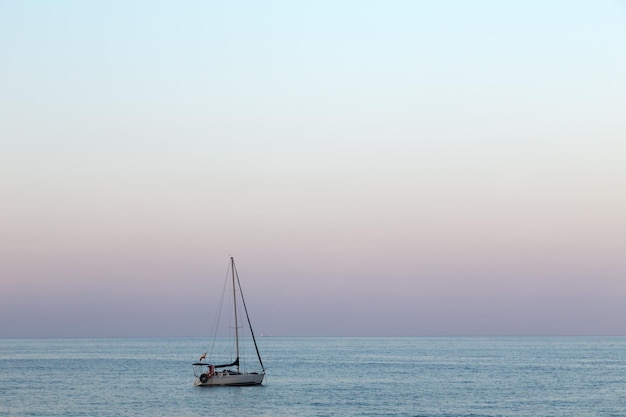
(1, 0, 625, 337)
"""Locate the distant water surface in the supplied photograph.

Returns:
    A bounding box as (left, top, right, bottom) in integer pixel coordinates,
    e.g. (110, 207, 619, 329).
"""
(1, 337, 625, 416)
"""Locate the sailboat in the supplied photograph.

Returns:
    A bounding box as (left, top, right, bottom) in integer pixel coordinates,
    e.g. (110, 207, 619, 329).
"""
(192, 257, 266, 386)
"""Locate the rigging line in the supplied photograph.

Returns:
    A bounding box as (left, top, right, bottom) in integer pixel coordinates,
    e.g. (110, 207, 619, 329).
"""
(208, 263, 229, 358)
(233, 260, 265, 372)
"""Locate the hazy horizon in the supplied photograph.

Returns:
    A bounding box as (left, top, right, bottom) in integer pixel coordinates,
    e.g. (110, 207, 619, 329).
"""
(2, 0, 625, 338)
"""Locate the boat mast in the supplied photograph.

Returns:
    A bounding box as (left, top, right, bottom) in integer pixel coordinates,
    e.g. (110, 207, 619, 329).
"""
(231, 257, 240, 373)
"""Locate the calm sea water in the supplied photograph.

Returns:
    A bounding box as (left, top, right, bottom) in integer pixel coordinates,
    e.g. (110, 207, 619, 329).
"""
(1, 337, 625, 416)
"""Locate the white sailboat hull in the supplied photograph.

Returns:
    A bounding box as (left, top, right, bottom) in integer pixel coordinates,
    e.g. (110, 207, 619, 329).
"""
(194, 371, 265, 386)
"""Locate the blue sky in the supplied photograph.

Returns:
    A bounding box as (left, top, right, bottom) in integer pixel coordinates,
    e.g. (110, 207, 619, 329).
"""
(1, 0, 625, 337)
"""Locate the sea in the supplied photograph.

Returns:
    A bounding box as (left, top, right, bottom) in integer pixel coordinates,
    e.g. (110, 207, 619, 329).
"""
(1, 337, 625, 417)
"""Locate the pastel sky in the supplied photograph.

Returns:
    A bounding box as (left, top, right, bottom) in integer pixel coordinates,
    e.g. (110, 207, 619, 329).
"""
(1, 1, 625, 337)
